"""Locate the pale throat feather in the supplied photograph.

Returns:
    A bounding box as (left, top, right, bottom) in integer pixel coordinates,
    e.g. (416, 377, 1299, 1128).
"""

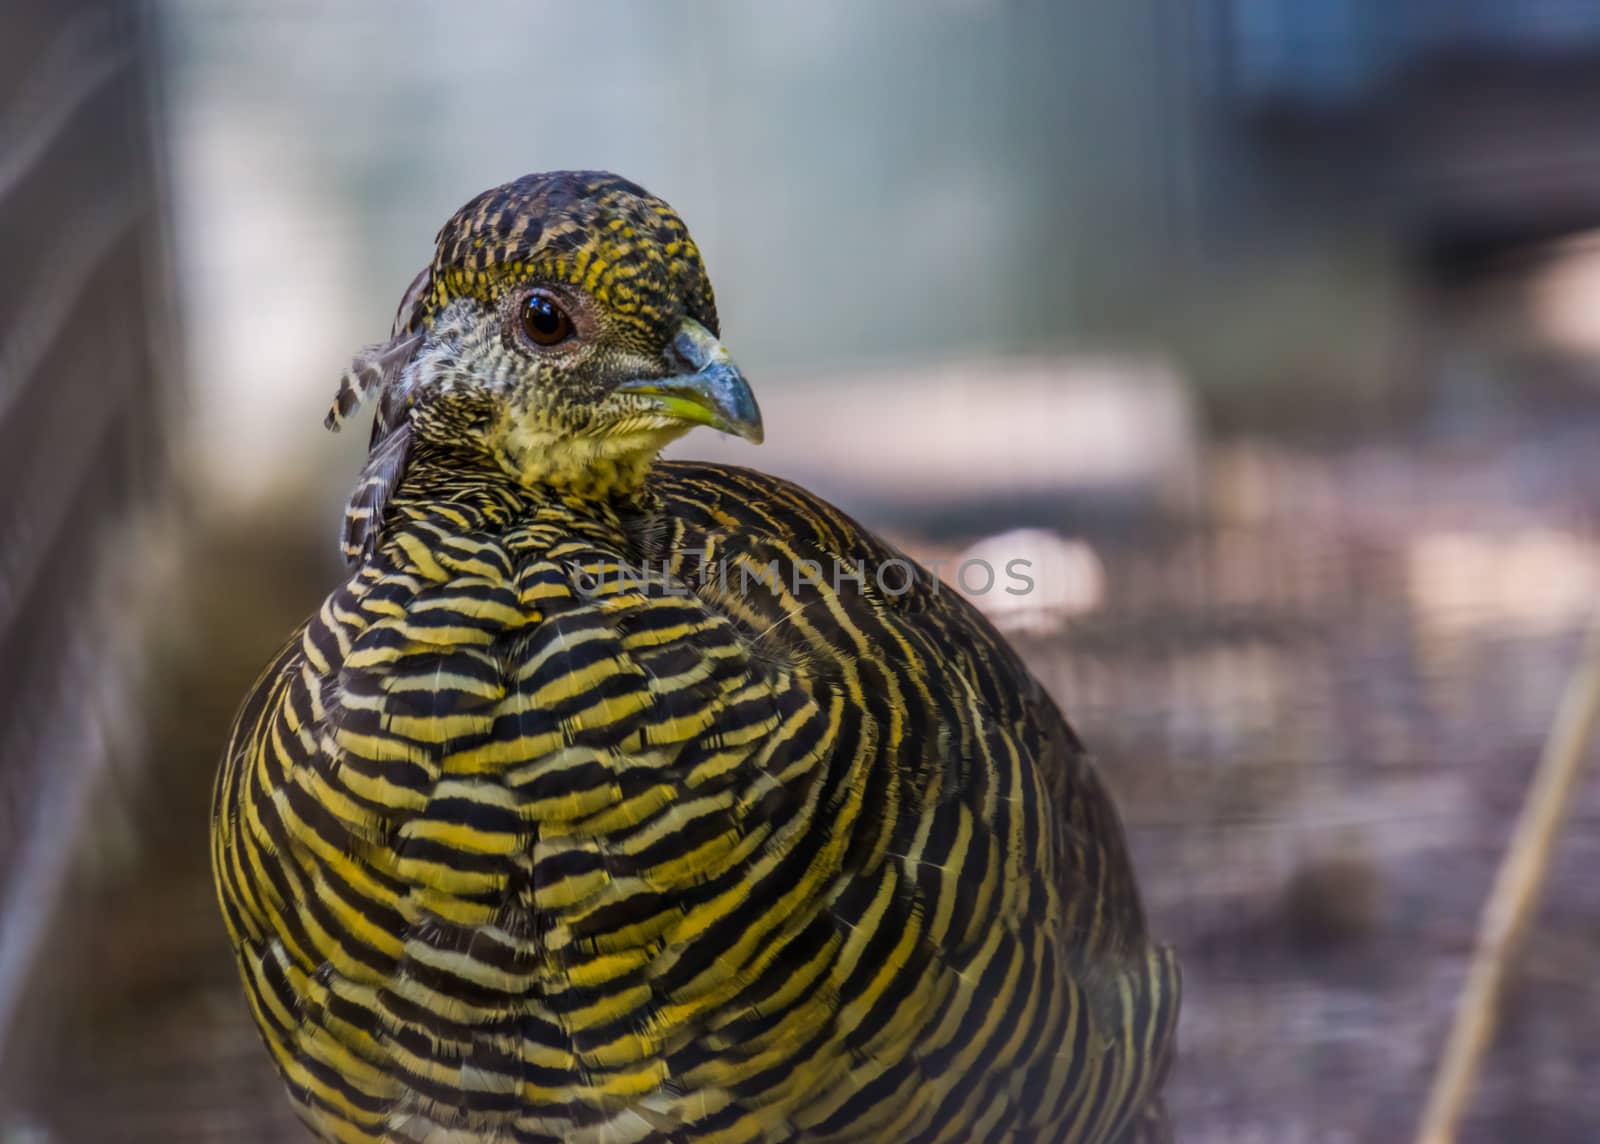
(492, 413, 689, 499)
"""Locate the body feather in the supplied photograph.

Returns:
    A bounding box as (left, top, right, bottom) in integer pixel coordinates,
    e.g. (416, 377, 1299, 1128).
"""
(212, 453, 1178, 1144)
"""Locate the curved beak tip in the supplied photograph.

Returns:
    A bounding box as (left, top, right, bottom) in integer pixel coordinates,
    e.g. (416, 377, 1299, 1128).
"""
(706, 365, 763, 444)
(622, 323, 764, 445)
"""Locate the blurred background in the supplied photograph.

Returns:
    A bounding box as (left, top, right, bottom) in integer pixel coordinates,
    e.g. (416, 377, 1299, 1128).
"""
(3, 1, 1600, 1140)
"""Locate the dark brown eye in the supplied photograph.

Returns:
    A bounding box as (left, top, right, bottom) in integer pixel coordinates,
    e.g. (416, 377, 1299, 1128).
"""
(520, 292, 574, 347)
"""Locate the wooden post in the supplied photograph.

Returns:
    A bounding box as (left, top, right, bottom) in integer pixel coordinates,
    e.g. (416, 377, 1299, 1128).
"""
(1415, 607, 1600, 1143)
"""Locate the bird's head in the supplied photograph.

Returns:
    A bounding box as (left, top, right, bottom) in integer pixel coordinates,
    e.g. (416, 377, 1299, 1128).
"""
(331, 171, 761, 497)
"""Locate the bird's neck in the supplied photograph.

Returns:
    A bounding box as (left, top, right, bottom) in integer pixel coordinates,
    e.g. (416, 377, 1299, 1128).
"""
(394, 436, 656, 541)
(488, 416, 684, 501)
(404, 398, 679, 504)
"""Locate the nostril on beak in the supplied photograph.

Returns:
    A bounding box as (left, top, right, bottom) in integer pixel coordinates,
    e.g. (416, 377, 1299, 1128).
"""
(668, 320, 731, 375)
(668, 329, 707, 373)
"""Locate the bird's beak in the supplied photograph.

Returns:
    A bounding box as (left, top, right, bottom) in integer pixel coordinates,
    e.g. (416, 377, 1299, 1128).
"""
(617, 319, 764, 444)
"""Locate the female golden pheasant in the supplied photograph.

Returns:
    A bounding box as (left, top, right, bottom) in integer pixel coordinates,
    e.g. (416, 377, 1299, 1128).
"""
(211, 171, 1179, 1144)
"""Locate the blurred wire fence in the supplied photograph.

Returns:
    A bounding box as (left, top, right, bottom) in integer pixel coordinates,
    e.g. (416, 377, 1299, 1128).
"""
(0, 0, 174, 1073)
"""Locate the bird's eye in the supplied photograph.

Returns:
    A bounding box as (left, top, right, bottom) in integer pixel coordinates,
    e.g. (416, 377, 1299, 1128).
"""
(520, 292, 574, 347)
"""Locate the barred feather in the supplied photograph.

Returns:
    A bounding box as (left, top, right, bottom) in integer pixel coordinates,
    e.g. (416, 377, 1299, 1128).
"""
(338, 420, 414, 565)
(213, 450, 1179, 1144)
(324, 331, 424, 433)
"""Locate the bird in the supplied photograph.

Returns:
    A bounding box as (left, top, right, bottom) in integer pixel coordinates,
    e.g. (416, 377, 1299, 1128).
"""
(211, 170, 1180, 1144)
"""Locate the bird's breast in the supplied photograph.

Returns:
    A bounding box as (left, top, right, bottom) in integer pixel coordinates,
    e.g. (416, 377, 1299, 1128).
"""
(254, 521, 891, 1137)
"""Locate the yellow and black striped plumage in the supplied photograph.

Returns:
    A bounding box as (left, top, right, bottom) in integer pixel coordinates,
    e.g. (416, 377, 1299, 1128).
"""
(212, 172, 1179, 1144)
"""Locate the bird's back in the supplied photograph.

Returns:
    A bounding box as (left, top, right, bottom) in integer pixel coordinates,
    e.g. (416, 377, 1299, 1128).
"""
(212, 456, 1178, 1144)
